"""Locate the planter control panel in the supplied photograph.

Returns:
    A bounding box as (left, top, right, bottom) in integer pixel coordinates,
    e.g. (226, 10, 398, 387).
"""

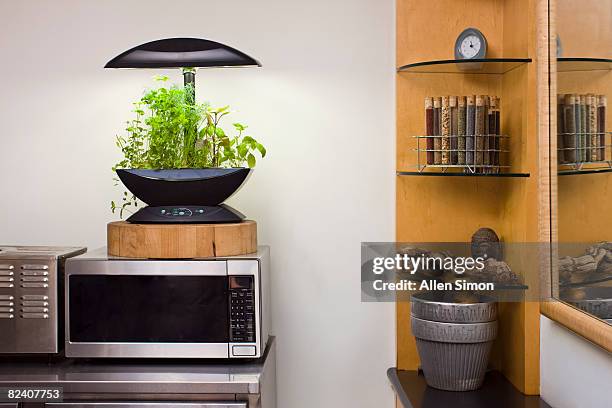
(126, 204, 246, 224)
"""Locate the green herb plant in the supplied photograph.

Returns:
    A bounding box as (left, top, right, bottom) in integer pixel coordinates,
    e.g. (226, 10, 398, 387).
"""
(111, 76, 266, 217)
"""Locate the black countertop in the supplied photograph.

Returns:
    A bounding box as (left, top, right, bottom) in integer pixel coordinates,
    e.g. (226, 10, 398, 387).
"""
(388, 368, 552, 408)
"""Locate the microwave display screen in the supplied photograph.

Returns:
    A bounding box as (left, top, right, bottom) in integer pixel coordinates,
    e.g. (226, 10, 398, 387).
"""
(230, 276, 253, 289)
(69, 275, 229, 343)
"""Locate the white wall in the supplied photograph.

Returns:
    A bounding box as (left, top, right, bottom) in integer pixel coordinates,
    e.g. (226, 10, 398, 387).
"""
(0, 1, 396, 407)
(540, 316, 612, 408)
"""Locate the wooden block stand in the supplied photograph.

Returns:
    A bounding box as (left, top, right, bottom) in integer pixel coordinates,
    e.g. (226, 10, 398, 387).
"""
(108, 220, 257, 259)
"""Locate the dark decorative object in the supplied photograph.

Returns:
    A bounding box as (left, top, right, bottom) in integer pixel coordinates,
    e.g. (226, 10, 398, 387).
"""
(471, 227, 501, 260)
(559, 242, 612, 286)
(468, 228, 521, 285)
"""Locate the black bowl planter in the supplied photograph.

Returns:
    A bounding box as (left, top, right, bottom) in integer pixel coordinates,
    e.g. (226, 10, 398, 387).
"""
(116, 168, 252, 206)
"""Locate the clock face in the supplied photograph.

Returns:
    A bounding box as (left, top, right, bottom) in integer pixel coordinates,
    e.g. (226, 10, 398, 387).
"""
(460, 35, 482, 59)
(454, 28, 487, 60)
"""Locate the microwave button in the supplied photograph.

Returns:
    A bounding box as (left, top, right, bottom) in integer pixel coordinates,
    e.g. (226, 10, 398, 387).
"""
(0, 283, 14, 288)
(21, 313, 49, 319)
(21, 283, 49, 288)
(21, 295, 48, 301)
(21, 270, 48, 277)
(0, 313, 14, 319)
(21, 265, 49, 271)
(21, 307, 49, 313)
(21, 276, 49, 282)
(21, 300, 49, 307)
(232, 345, 256, 356)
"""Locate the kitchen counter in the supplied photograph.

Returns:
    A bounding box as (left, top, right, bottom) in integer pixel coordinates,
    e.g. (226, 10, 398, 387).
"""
(0, 338, 276, 407)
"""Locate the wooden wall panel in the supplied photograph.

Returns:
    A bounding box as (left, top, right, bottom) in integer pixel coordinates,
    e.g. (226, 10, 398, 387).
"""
(398, 0, 505, 65)
(396, 0, 544, 395)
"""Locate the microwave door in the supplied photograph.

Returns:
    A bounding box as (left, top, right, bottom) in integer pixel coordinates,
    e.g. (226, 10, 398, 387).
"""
(66, 260, 230, 358)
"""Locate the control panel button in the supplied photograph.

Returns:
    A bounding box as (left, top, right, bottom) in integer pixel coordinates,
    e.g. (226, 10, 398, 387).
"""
(232, 345, 256, 356)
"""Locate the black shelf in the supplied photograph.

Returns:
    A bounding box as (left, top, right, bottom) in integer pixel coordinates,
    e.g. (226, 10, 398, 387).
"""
(558, 167, 612, 176)
(388, 368, 551, 408)
(397, 58, 532, 74)
(558, 57, 612, 73)
(560, 275, 612, 288)
(397, 171, 530, 178)
(494, 284, 529, 290)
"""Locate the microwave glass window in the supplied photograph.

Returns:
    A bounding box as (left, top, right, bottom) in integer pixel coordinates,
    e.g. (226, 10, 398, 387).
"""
(69, 275, 229, 343)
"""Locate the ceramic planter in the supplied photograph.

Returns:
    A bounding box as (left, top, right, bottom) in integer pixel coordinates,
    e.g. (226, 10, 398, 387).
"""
(116, 168, 252, 206)
(411, 292, 498, 391)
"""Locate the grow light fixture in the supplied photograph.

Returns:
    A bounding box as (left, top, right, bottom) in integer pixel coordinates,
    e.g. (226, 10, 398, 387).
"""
(105, 38, 260, 225)
(105, 37, 261, 96)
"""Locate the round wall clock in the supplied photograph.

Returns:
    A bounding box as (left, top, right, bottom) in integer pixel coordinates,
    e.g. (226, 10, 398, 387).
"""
(454, 28, 488, 60)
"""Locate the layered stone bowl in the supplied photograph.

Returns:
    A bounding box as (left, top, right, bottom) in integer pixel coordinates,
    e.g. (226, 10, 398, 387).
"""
(411, 291, 498, 391)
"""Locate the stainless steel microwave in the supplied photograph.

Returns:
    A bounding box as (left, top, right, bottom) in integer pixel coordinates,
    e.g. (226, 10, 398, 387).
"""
(64, 247, 270, 359)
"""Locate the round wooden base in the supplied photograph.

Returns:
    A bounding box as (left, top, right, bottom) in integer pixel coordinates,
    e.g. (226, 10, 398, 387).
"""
(107, 220, 257, 259)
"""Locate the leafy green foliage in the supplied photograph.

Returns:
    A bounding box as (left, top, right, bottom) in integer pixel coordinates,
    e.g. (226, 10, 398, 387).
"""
(112, 76, 266, 215)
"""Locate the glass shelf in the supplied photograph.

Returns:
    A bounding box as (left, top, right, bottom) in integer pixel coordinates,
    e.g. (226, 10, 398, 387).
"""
(397, 171, 530, 178)
(397, 58, 532, 74)
(557, 57, 612, 73)
(558, 167, 612, 176)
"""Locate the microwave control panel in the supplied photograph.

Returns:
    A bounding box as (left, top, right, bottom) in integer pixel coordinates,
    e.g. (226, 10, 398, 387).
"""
(229, 276, 255, 343)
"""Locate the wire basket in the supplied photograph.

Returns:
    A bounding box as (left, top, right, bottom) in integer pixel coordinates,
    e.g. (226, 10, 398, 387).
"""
(557, 131, 611, 171)
(412, 134, 510, 174)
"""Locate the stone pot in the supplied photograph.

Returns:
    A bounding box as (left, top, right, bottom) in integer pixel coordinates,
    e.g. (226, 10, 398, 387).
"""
(411, 292, 498, 391)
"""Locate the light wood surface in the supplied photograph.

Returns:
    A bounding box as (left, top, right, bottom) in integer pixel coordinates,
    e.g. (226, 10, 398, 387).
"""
(107, 221, 257, 258)
(396, 0, 545, 395)
(541, 300, 612, 352)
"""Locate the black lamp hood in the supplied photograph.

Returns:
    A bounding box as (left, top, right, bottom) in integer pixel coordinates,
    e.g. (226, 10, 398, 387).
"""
(105, 37, 261, 69)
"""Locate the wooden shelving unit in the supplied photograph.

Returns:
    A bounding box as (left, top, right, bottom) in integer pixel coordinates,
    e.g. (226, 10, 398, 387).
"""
(395, 0, 549, 398)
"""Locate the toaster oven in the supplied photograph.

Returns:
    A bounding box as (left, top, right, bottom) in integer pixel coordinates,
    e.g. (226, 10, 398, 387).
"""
(0, 246, 86, 355)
